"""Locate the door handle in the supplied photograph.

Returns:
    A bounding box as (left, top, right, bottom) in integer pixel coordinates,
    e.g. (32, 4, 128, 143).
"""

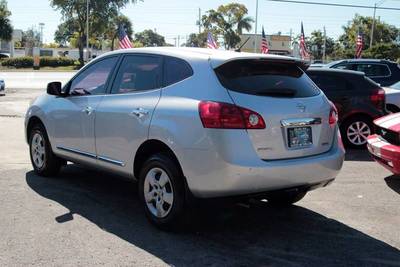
(82, 106, 94, 115)
(130, 108, 149, 118)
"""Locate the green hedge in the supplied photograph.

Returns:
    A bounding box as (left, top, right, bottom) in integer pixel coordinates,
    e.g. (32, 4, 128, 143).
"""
(1, 56, 76, 68)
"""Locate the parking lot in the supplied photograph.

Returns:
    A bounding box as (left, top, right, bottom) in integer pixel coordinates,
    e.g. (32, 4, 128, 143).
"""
(0, 78, 400, 266)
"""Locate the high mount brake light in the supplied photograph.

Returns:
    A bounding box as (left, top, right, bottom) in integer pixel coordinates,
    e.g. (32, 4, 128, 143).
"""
(198, 101, 266, 129)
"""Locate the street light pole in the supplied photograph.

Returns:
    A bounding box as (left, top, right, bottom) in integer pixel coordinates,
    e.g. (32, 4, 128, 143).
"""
(86, 0, 89, 61)
(254, 0, 259, 53)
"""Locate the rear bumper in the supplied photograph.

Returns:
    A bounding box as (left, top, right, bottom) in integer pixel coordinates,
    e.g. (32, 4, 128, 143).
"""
(367, 134, 400, 174)
(182, 134, 345, 198)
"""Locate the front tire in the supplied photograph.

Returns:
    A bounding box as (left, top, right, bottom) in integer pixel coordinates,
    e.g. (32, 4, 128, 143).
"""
(138, 153, 186, 230)
(29, 124, 65, 176)
(341, 116, 373, 149)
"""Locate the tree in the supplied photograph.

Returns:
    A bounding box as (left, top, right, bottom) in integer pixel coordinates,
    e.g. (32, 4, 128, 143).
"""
(183, 32, 207, 47)
(308, 30, 335, 60)
(134, 29, 166, 47)
(106, 15, 133, 50)
(0, 0, 13, 41)
(201, 3, 253, 49)
(339, 14, 399, 51)
(22, 28, 41, 48)
(50, 0, 140, 66)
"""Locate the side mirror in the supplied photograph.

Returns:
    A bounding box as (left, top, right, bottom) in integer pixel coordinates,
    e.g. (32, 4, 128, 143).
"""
(47, 82, 62, 96)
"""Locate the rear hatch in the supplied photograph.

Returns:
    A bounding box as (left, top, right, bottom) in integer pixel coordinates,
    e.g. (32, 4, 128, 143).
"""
(214, 59, 335, 160)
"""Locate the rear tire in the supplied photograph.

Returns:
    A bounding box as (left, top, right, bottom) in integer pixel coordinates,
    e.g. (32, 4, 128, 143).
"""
(138, 153, 186, 230)
(29, 124, 65, 176)
(267, 191, 307, 206)
(341, 116, 373, 149)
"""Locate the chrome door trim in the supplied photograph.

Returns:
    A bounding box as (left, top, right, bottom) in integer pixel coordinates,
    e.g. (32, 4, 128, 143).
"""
(57, 146, 125, 166)
(97, 155, 125, 167)
(57, 146, 97, 159)
(281, 118, 322, 127)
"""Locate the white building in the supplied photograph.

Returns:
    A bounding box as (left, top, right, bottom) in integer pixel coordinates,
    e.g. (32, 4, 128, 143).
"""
(239, 33, 292, 56)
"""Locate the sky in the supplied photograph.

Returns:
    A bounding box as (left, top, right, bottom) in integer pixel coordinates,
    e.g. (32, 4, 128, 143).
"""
(6, 0, 400, 45)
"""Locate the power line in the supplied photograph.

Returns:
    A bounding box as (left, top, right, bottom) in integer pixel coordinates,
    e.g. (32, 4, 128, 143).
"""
(265, 0, 400, 11)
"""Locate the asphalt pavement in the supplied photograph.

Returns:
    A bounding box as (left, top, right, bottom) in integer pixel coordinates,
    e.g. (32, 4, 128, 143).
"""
(0, 73, 399, 266)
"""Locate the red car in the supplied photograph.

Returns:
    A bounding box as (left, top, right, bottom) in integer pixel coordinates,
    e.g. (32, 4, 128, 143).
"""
(367, 113, 400, 174)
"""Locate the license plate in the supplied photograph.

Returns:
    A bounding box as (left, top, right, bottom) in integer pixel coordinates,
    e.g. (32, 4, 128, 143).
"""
(287, 127, 312, 148)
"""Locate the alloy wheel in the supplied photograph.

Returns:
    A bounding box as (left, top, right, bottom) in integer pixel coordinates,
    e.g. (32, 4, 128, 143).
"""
(346, 121, 371, 146)
(31, 133, 46, 169)
(143, 167, 174, 218)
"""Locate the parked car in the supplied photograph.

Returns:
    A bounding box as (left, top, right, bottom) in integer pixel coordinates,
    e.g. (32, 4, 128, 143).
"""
(367, 113, 400, 175)
(0, 78, 5, 96)
(25, 48, 345, 229)
(382, 81, 400, 113)
(307, 68, 386, 148)
(326, 59, 400, 87)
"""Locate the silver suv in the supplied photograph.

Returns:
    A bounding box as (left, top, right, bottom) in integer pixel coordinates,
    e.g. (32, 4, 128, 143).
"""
(25, 48, 345, 228)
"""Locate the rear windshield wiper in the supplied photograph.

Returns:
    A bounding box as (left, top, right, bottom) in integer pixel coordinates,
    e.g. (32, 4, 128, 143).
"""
(256, 88, 296, 97)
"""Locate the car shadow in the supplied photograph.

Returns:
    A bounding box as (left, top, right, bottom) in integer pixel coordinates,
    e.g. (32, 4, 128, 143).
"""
(385, 175, 400, 195)
(345, 148, 374, 162)
(26, 165, 400, 266)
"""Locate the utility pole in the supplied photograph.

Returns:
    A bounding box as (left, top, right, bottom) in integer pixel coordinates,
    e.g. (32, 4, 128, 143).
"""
(370, 0, 386, 48)
(254, 0, 259, 53)
(86, 0, 89, 61)
(198, 8, 201, 34)
(323, 26, 326, 63)
(370, 3, 377, 48)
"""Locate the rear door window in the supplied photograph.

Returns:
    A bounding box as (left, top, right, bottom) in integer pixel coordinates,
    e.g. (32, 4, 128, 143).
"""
(354, 64, 390, 77)
(307, 73, 352, 92)
(111, 55, 162, 94)
(215, 60, 320, 98)
(164, 56, 193, 86)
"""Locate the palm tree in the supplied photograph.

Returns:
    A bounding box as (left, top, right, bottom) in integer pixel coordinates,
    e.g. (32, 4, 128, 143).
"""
(236, 15, 254, 35)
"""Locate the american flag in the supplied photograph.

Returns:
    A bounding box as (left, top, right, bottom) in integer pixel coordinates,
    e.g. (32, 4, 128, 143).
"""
(207, 32, 218, 49)
(299, 22, 310, 60)
(118, 25, 133, 49)
(261, 26, 269, 54)
(355, 30, 363, 59)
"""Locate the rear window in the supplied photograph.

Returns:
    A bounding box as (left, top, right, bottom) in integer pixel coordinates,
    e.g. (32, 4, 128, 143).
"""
(215, 60, 320, 98)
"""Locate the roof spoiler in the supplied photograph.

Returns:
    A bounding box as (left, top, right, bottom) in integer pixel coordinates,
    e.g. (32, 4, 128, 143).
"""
(256, 58, 310, 71)
(212, 57, 310, 71)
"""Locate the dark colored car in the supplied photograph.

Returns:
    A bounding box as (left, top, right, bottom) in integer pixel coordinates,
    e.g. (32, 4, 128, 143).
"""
(307, 68, 386, 148)
(326, 59, 400, 87)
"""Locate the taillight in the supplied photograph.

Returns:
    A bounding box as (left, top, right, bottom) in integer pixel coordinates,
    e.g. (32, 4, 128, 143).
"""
(198, 101, 265, 129)
(370, 88, 385, 109)
(329, 101, 338, 126)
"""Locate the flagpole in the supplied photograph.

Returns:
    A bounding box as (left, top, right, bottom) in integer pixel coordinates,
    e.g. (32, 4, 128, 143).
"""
(254, 0, 259, 53)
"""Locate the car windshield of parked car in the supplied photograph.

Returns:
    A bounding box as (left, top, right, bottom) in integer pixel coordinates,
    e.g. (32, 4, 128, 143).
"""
(70, 57, 118, 96)
(111, 55, 162, 94)
(215, 60, 320, 98)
